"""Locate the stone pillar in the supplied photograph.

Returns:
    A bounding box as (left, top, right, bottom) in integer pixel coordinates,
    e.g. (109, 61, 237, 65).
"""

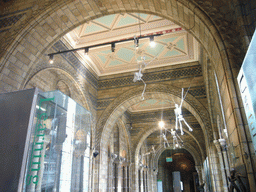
(208, 143, 227, 192)
(129, 163, 135, 192)
(107, 159, 112, 191)
(139, 168, 143, 192)
(195, 166, 203, 185)
(123, 166, 129, 192)
(214, 140, 228, 192)
(152, 168, 158, 192)
(219, 139, 230, 178)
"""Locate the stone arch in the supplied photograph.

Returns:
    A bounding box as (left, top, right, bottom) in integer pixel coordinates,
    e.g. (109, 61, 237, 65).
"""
(56, 80, 71, 97)
(25, 67, 92, 111)
(133, 125, 205, 165)
(0, 1, 237, 123)
(152, 144, 202, 170)
(117, 119, 132, 162)
(0, 3, 242, 173)
(97, 83, 212, 151)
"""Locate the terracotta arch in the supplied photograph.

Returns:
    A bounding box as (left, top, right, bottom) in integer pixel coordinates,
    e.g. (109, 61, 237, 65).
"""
(133, 125, 205, 165)
(24, 67, 92, 112)
(117, 119, 132, 162)
(1, 0, 233, 105)
(0, 3, 241, 171)
(97, 83, 211, 151)
(0, 0, 253, 190)
(152, 144, 203, 170)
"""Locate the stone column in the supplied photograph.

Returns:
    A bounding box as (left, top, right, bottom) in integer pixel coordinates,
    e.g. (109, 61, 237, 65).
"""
(123, 166, 128, 192)
(128, 162, 135, 192)
(109, 154, 117, 192)
(219, 139, 230, 178)
(214, 140, 228, 192)
(195, 166, 203, 185)
(152, 168, 158, 192)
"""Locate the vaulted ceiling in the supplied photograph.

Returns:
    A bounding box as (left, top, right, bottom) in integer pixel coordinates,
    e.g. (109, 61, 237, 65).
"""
(64, 12, 204, 157)
(64, 13, 198, 76)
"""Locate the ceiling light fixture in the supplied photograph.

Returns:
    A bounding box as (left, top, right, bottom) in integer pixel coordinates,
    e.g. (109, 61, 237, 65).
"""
(150, 36, 156, 47)
(49, 54, 54, 64)
(84, 47, 89, 55)
(47, 34, 162, 58)
(111, 43, 115, 52)
(159, 121, 165, 129)
(134, 37, 139, 48)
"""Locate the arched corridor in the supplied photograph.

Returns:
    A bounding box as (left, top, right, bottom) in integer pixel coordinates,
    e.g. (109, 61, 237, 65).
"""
(0, 0, 256, 191)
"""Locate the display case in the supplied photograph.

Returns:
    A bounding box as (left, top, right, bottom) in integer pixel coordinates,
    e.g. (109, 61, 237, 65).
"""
(0, 88, 91, 192)
(237, 29, 256, 153)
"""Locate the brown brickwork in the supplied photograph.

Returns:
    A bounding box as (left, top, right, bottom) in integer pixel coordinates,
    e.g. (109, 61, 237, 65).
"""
(0, 0, 256, 191)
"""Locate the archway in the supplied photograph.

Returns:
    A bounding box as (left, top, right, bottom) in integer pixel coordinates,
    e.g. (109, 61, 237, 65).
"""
(96, 83, 211, 191)
(25, 67, 91, 111)
(0, 0, 253, 190)
(157, 149, 198, 192)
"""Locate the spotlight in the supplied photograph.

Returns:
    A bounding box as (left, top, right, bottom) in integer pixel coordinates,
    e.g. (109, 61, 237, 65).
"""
(111, 43, 115, 52)
(134, 38, 139, 48)
(159, 121, 165, 128)
(84, 47, 89, 55)
(49, 54, 54, 64)
(93, 150, 99, 158)
(150, 36, 156, 47)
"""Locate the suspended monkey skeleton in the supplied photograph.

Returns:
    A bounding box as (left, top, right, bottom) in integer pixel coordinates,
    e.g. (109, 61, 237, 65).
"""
(133, 61, 147, 100)
(174, 88, 193, 135)
(133, 35, 163, 100)
(170, 129, 184, 149)
(161, 128, 183, 149)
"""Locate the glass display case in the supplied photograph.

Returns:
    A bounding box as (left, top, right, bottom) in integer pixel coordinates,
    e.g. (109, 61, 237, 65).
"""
(22, 90, 91, 192)
(237, 29, 256, 153)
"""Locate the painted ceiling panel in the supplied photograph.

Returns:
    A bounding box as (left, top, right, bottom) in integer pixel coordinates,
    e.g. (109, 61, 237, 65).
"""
(83, 24, 106, 34)
(132, 13, 148, 20)
(159, 37, 178, 44)
(100, 50, 112, 54)
(108, 60, 123, 66)
(116, 48, 134, 62)
(116, 15, 139, 27)
(136, 55, 152, 61)
(65, 13, 198, 76)
(163, 50, 182, 57)
(97, 54, 107, 64)
(176, 39, 185, 50)
(145, 44, 165, 56)
(94, 14, 116, 27)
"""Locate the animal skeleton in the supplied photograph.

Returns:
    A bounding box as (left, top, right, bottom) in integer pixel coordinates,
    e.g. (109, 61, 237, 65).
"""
(170, 129, 183, 149)
(174, 88, 193, 135)
(133, 56, 147, 100)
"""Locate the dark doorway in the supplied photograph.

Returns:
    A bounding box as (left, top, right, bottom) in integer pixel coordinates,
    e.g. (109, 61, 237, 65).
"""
(157, 149, 199, 192)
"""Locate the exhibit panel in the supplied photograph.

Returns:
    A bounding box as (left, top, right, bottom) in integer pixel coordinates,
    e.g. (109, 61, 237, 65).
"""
(0, 88, 91, 192)
(23, 90, 91, 192)
(238, 30, 256, 152)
